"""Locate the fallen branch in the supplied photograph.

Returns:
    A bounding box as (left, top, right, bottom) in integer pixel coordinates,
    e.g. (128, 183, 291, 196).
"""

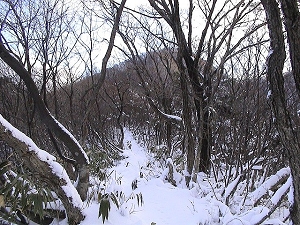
(252, 176, 292, 225)
(250, 167, 290, 206)
(0, 114, 84, 224)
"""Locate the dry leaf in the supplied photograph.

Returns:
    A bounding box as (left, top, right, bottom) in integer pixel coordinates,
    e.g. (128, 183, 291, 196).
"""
(0, 195, 5, 207)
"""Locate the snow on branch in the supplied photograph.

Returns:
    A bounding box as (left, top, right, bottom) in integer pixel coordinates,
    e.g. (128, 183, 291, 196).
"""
(146, 95, 182, 123)
(224, 174, 242, 200)
(250, 176, 292, 225)
(250, 167, 290, 206)
(0, 114, 84, 222)
(51, 113, 89, 164)
(159, 110, 182, 122)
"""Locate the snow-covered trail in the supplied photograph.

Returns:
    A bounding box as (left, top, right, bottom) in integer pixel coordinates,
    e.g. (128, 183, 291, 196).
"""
(110, 130, 213, 225)
(80, 129, 220, 225)
(56, 129, 288, 225)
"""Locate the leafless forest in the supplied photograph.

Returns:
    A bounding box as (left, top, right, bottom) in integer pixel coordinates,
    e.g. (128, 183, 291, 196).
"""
(0, 0, 300, 224)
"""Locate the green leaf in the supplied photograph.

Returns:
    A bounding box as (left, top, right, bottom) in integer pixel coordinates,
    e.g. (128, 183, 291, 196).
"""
(0, 161, 10, 176)
(98, 192, 102, 203)
(41, 188, 54, 208)
(98, 196, 111, 224)
(1, 175, 19, 195)
(12, 180, 22, 199)
(33, 194, 44, 218)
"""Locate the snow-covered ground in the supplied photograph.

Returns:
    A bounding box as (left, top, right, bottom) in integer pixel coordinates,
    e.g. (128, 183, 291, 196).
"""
(53, 129, 289, 225)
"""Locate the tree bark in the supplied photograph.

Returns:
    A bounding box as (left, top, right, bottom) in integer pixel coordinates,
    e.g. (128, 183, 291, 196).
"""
(279, 0, 300, 99)
(0, 115, 84, 225)
(261, 0, 300, 223)
(177, 54, 195, 186)
(279, 0, 300, 222)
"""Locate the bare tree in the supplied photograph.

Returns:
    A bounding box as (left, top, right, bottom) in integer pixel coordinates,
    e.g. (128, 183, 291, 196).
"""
(143, 0, 266, 184)
(77, 0, 127, 144)
(117, 27, 183, 154)
(261, 0, 300, 223)
(0, 0, 90, 201)
(0, 0, 127, 223)
(102, 67, 131, 149)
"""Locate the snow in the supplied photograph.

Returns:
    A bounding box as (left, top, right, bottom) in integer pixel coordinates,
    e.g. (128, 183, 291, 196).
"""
(51, 113, 90, 164)
(51, 129, 290, 225)
(271, 176, 292, 205)
(288, 176, 294, 205)
(0, 114, 83, 209)
(224, 175, 241, 199)
(250, 167, 290, 205)
(267, 49, 274, 59)
(1, 115, 291, 224)
(158, 109, 182, 122)
(252, 165, 263, 170)
(267, 90, 272, 99)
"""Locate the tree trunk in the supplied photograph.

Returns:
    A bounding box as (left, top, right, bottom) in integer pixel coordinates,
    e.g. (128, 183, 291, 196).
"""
(149, 0, 212, 174)
(279, 0, 300, 222)
(177, 55, 195, 186)
(279, 0, 300, 99)
(0, 114, 84, 225)
(117, 113, 124, 149)
(0, 42, 89, 201)
(199, 110, 211, 172)
(261, 0, 300, 223)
